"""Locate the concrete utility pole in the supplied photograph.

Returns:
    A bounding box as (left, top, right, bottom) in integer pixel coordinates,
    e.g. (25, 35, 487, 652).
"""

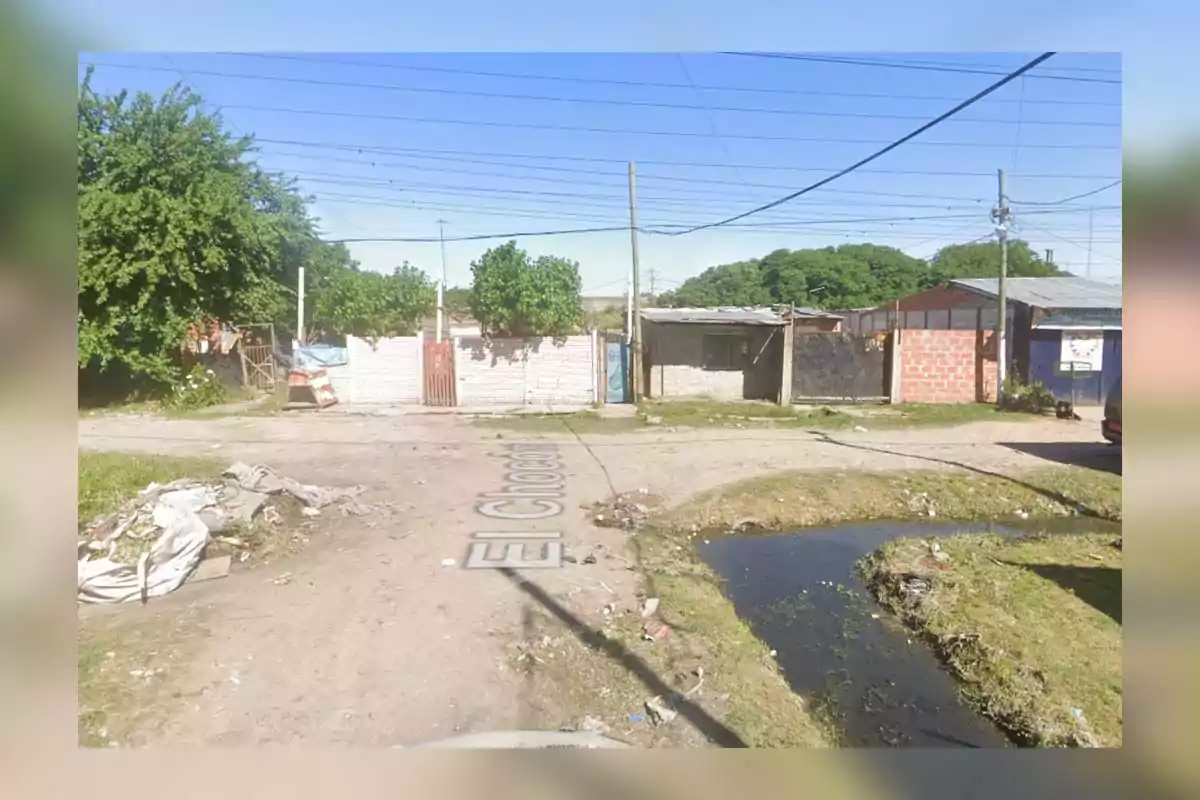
(628, 161, 643, 401)
(436, 219, 448, 343)
(991, 169, 1011, 405)
(297, 265, 306, 346)
(1086, 208, 1094, 278)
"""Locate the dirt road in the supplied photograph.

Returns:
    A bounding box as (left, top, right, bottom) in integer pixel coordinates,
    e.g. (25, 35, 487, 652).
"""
(77, 410, 1113, 746)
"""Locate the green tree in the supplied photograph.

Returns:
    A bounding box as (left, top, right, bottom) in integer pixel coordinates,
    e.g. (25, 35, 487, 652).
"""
(467, 241, 584, 337)
(77, 71, 312, 383)
(927, 239, 1065, 282)
(309, 263, 436, 340)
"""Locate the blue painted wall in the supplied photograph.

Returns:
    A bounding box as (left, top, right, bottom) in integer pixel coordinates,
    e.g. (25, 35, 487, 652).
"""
(1026, 328, 1121, 406)
(605, 341, 630, 403)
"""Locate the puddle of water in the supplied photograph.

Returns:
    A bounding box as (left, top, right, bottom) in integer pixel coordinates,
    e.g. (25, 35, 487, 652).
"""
(696, 517, 1120, 749)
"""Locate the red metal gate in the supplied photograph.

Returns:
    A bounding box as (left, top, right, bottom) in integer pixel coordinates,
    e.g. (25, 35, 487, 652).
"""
(424, 339, 456, 406)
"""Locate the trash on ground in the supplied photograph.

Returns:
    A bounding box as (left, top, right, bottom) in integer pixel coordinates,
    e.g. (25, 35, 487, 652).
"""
(853, 425, 868, 433)
(645, 695, 677, 725)
(563, 554, 578, 564)
(730, 517, 765, 533)
(928, 541, 952, 564)
(441, 558, 457, 567)
(591, 491, 662, 532)
(302, 506, 321, 518)
(642, 619, 670, 642)
(582, 552, 597, 565)
(641, 597, 660, 618)
(78, 462, 370, 604)
(627, 713, 646, 724)
(271, 572, 292, 585)
(899, 575, 931, 597)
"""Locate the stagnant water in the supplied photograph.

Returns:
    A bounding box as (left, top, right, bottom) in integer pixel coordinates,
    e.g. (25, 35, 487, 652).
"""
(696, 517, 1120, 749)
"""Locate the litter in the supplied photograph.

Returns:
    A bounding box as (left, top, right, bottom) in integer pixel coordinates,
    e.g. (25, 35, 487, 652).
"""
(642, 619, 670, 642)
(77, 463, 369, 604)
(645, 695, 677, 725)
(641, 597, 660, 618)
(441, 558, 457, 568)
(853, 425, 868, 433)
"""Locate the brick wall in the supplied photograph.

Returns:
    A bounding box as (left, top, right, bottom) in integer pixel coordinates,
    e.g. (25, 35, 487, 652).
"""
(898, 328, 998, 403)
(455, 335, 596, 406)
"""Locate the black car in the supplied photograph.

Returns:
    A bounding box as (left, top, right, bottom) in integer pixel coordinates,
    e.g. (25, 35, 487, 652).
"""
(1102, 378, 1121, 445)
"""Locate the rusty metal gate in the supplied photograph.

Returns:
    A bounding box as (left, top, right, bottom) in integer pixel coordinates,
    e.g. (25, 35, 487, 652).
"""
(423, 339, 456, 406)
(792, 332, 891, 403)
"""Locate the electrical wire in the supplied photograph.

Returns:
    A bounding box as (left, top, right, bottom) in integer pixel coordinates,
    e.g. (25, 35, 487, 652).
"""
(217, 52, 1122, 107)
(1010, 179, 1123, 206)
(252, 136, 1120, 180)
(665, 52, 1062, 235)
(721, 52, 1121, 85)
(85, 60, 1120, 128)
(215, 102, 1118, 150)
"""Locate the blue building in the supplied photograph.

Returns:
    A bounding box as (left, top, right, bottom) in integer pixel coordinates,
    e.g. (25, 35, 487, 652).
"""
(948, 277, 1122, 406)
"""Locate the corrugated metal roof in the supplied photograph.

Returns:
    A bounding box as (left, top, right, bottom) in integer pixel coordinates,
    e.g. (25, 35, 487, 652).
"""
(948, 277, 1123, 309)
(791, 306, 844, 319)
(640, 307, 786, 326)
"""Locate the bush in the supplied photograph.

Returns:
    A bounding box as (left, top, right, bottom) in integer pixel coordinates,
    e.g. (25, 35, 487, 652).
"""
(1000, 376, 1057, 413)
(163, 364, 227, 410)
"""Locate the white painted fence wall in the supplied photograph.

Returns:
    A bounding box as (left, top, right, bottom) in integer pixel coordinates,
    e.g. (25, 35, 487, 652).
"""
(455, 334, 596, 406)
(323, 335, 422, 405)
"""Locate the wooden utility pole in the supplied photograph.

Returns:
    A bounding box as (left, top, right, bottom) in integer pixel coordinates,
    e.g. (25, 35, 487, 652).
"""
(629, 161, 643, 401)
(992, 168, 1011, 404)
(297, 265, 306, 346)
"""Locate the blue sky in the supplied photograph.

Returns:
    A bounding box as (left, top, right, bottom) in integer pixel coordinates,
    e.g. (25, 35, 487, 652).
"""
(57, 1, 1152, 293)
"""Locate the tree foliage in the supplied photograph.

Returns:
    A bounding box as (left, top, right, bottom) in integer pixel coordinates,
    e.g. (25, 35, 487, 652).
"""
(656, 240, 1065, 310)
(467, 241, 584, 337)
(77, 72, 430, 388)
(309, 263, 435, 340)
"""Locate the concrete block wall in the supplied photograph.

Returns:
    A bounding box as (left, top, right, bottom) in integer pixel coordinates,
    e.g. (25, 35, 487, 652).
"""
(455, 335, 595, 406)
(324, 335, 422, 404)
(647, 364, 744, 400)
(898, 328, 998, 404)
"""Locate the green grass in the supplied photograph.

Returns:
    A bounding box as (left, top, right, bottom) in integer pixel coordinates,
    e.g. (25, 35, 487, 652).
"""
(660, 466, 1122, 534)
(473, 400, 1037, 435)
(859, 531, 1123, 747)
(78, 452, 225, 522)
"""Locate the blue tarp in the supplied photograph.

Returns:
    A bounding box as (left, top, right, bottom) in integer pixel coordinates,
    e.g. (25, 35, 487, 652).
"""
(296, 344, 349, 368)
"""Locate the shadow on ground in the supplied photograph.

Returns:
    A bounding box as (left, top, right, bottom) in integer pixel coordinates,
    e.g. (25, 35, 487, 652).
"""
(999, 442, 1122, 476)
(498, 567, 748, 748)
(807, 432, 1115, 519)
(1006, 562, 1123, 624)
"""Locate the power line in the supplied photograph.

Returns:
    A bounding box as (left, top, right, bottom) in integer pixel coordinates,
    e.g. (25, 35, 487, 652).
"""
(252, 137, 1121, 179)
(667, 52, 1062, 235)
(219, 52, 1122, 107)
(325, 226, 630, 244)
(85, 60, 1120, 128)
(218, 102, 1119, 150)
(722, 52, 1121, 85)
(1010, 179, 1123, 206)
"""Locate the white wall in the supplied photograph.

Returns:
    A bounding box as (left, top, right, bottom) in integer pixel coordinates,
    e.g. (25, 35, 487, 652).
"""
(324, 335, 422, 405)
(455, 335, 595, 406)
(644, 323, 747, 401)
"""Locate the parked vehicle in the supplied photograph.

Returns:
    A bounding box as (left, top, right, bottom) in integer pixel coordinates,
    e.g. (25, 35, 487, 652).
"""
(1102, 378, 1121, 444)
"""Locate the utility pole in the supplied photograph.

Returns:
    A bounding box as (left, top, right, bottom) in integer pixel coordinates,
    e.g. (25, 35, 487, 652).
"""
(647, 266, 657, 299)
(628, 161, 643, 401)
(625, 270, 633, 345)
(991, 169, 1010, 405)
(436, 219, 448, 343)
(297, 265, 306, 346)
(1086, 208, 1094, 278)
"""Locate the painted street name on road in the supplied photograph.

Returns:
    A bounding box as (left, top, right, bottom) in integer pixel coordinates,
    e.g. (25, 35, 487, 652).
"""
(466, 443, 564, 569)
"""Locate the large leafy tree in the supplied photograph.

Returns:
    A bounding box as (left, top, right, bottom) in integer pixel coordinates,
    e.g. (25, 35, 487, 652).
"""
(467, 241, 584, 337)
(656, 239, 1064, 311)
(309, 263, 435, 340)
(78, 71, 307, 382)
(927, 239, 1066, 282)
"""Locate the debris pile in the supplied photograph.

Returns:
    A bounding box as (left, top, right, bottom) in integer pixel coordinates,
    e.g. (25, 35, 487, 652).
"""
(78, 462, 369, 604)
(901, 489, 938, 517)
(590, 489, 660, 532)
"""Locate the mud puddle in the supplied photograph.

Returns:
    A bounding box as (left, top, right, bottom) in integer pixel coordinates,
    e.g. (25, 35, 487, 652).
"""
(696, 517, 1119, 748)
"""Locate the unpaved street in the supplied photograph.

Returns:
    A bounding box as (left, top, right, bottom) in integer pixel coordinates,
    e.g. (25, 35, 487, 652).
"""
(77, 410, 1114, 746)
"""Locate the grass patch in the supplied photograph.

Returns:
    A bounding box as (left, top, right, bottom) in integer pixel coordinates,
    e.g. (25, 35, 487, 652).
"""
(858, 531, 1122, 747)
(78, 606, 210, 747)
(660, 466, 1122, 534)
(472, 400, 1038, 435)
(79, 452, 225, 522)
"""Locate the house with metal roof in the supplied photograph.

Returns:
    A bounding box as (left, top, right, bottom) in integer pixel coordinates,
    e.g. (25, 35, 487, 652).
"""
(849, 277, 1122, 406)
(639, 307, 790, 402)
